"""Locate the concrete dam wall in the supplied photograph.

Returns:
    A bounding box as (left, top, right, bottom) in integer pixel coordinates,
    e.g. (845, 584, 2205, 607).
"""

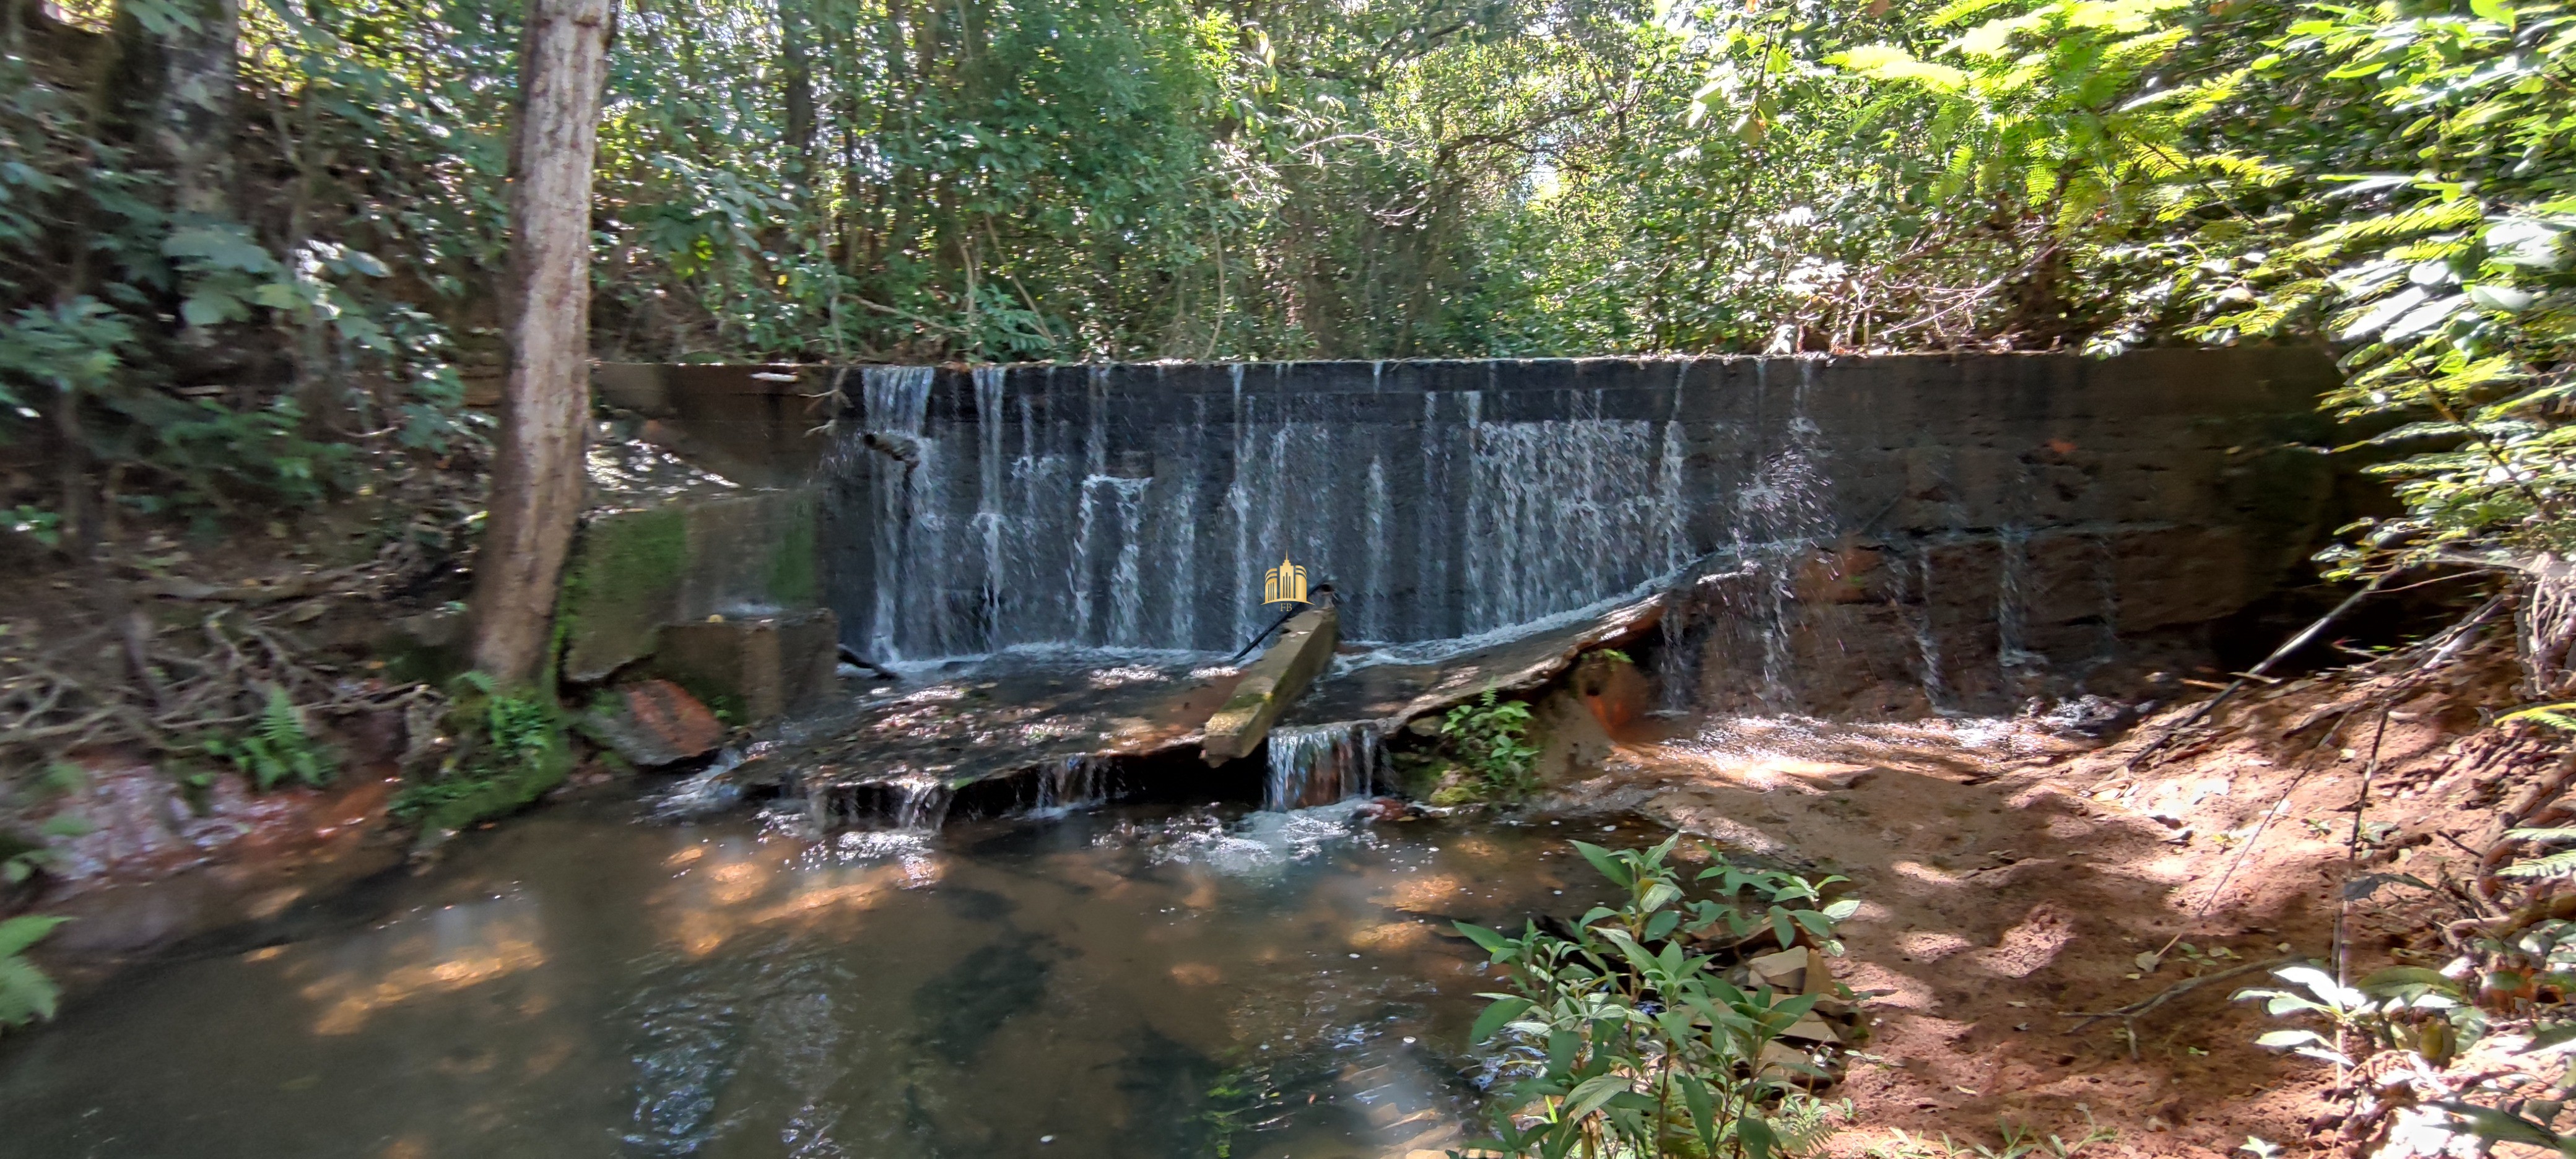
(598, 347, 2346, 714)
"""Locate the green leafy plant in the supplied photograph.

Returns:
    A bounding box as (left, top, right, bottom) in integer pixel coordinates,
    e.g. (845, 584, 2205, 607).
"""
(4, 505, 59, 547)
(1693, 861, 1862, 957)
(202, 687, 337, 790)
(1454, 836, 1855, 1158)
(0, 915, 69, 1034)
(2238, 964, 2481, 1069)
(2, 764, 89, 885)
(1442, 688, 1543, 803)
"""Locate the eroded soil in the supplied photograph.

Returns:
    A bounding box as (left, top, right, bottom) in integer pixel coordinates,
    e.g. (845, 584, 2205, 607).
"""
(1577, 660, 2535, 1159)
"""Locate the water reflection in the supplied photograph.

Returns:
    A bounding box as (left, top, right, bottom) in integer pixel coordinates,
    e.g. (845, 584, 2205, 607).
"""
(0, 799, 1624, 1158)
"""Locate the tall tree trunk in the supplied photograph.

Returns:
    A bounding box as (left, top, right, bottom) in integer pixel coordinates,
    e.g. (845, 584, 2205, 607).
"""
(466, 0, 614, 686)
(109, 0, 238, 219)
(780, 0, 815, 188)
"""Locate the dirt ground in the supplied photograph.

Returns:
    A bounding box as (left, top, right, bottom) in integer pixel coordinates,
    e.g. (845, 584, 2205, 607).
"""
(1567, 654, 2544, 1159)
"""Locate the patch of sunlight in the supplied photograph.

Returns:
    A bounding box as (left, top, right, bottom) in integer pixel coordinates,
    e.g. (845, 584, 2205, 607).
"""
(1889, 859, 1966, 884)
(1895, 931, 1976, 960)
(1371, 874, 1466, 914)
(292, 902, 549, 1035)
(1347, 921, 1432, 952)
(650, 833, 948, 957)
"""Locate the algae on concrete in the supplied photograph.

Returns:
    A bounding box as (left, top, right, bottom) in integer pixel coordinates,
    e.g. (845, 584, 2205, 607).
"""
(560, 506, 688, 682)
(558, 489, 825, 684)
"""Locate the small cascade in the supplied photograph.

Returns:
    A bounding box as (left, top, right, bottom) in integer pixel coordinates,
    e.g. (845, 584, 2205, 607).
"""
(1264, 724, 1380, 811)
(1995, 524, 2042, 677)
(972, 365, 1009, 633)
(1909, 547, 1953, 711)
(1025, 755, 1113, 815)
(890, 775, 955, 831)
(861, 365, 940, 661)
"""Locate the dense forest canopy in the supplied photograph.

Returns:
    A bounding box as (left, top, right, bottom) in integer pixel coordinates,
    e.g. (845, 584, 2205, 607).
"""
(1, 0, 2571, 572)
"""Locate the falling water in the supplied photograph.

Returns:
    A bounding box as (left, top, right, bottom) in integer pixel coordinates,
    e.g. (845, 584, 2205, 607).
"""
(1027, 755, 1112, 815)
(890, 776, 954, 831)
(1363, 456, 1388, 641)
(1911, 547, 1952, 711)
(832, 359, 1788, 660)
(1733, 361, 1835, 703)
(1107, 475, 1150, 645)
(1264, 724, 1380, 811)
(861, 366, 938, 661)
(1996, 524, 2041, 679)
(972, 365, 1009, 635)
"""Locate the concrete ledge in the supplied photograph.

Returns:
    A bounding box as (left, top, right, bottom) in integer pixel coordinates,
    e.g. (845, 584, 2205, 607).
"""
(1202, 607, 1338, 765)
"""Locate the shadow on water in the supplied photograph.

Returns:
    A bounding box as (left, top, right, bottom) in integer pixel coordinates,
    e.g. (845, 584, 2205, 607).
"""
(913, 932, 1057, 1064)
(1115, 1026, 1227, 1156)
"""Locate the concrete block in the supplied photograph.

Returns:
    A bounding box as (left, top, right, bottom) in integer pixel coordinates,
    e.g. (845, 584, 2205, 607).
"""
(650, 609, 838, 725)
(560, 490, 822, 682)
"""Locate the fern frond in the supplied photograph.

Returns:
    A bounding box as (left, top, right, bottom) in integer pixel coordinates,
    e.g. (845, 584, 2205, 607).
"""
(258, 687, 303, 748)
(2500, 703, 2576, 731)
(2299, 198, 2485, 255)
(2500, 848, 2576, 879)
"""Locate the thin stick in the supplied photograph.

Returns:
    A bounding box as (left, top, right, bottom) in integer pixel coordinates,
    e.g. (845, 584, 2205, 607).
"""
(2061, 956, 2300, 1060)
(2126, 574, 2390, 770)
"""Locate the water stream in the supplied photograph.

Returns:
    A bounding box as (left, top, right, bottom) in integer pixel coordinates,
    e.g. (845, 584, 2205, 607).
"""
(0, 798, 1638, 1158)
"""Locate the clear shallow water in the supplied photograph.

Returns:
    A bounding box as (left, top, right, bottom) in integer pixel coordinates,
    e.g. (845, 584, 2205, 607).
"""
(0, 799, 1630, 1158)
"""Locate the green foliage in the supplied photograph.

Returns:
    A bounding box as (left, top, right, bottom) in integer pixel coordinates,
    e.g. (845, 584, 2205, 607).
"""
(1832, 0, 2576, 574)
(4, 505, 61, 547)
(3, 814, 95, 885)
(1442, 688, 1543, 802)
(201, 686, 337, 790)
(1694, 861, 1862, 957)
(0, 914, 69, 1034)
(2, 764, 90, 885)
(391, 672, 570, 833)
(1453, 836, 1854, 1158)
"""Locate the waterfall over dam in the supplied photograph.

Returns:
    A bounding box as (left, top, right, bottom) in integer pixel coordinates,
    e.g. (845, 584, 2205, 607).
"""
(595, 348, 2346, 712)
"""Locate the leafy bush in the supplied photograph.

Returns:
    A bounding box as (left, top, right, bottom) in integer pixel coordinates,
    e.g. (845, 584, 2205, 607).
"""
(1834, 0, 2576, 576)
(1454, 837, 1856, 1158)
(1442, 688, 1543, 803)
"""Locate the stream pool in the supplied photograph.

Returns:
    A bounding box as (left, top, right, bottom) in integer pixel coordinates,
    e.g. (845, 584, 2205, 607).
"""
(0, 796, 1636, 1158)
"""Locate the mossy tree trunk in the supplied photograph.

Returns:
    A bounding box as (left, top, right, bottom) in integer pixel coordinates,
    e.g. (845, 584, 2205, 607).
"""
(466, 0, 614, 686)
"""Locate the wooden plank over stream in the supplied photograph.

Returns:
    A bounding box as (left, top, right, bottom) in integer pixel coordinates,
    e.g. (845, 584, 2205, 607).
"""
(1201, 606, 1339, 764)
